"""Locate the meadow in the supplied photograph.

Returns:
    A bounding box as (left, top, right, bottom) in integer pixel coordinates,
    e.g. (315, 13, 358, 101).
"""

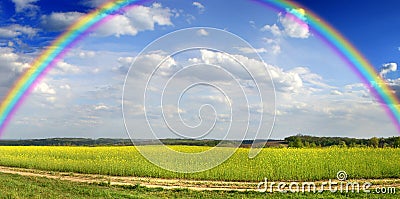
(0, 146, 399, 182)
(1, 172, 398, 199)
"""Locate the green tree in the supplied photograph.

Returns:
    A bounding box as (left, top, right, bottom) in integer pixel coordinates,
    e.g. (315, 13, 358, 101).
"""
(394, 137, 400, 148)
(369, 137, 379, 148)
(292, 137, 303, 148)
(339, 141, 347, 148)
(310, 142, 317, 148)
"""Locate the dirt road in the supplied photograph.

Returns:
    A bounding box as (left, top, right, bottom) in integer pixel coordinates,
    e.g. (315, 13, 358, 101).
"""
(0, 166, 398, 192)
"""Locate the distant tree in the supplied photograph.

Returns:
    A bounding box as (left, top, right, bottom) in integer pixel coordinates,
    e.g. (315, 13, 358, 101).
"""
(369, 137, 379, 148)
(349, 142, 356, 148)
(339, 141, 347, 148)
(383, 143, 389, 148)
(394, 137, 400, 148)
(304, 141, 310, 148)
(292, 137, 303, 148)
(310, 142, 317, 148)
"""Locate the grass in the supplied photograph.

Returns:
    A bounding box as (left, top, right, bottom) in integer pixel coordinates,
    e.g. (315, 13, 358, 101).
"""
(0, 146, 399, 182)
(0, 172, 398, 199)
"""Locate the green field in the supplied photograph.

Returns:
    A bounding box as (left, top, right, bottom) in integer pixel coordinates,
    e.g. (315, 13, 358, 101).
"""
(0, 146, 399, 181)
(0, 172, 397, 199)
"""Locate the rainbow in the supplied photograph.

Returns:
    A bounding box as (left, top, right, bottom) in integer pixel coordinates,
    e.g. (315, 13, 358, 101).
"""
(0, 0, 399, 135)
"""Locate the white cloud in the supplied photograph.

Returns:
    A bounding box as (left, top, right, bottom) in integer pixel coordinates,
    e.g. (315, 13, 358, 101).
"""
(344, 83, 365, 91)
(41, 12, 84, 32)
(261, 8, 310, 39)
(94, 3, 173, 37)
(269, 65, 303, 92)
(288, 67, 333, 89)
(34, 82, 56, 95)
(261, 24, 281, 36)
(94, 104, 109, 111)
(78, 50, 96, 58)
(262, 37, 281, 55)
(41, 3, 174, 36)
(379, 62, 397, 78)
(195, 49, 320, 95)
(0, 24, 38, 38)
(11, 0, 39, 13)
(115, 53, 176, 78)
(60, 84, 71, 90)
(112, 56, 134, 74)
(384, 78, 400, 100)
(279, 8, 310, 39)
(46, 96, 57, 103)
(0, 47, 30, 73)
(235, 47, 267, 54)
(197, 28, 209, 36)
(270, 44, 281, 55)
(249, 20, 256, 29)
(330, 90, 343, 95)
(184, 14, 196, 24)
(50, 60, 81, 75)
(192, 2, 205, 13)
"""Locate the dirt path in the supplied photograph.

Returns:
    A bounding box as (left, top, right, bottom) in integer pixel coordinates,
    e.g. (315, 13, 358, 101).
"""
(0, 166, 258, 191)
(0, 166, 399, 192)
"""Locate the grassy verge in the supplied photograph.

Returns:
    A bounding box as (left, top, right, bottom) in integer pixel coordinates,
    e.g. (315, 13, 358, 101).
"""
(0, 172, 398, 199)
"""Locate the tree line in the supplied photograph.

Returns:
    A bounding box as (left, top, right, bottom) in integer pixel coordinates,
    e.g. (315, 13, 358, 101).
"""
(285, 134, 400, 148)
(0, 135, 399, 148)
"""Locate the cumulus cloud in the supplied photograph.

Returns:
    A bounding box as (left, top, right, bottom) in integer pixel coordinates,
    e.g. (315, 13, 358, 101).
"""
(269, 65, 303, 92)
(382, 78, 400, 101)
(194, 49, 324, 94)
(261, 8, 310, 39)
(51, 60, 81, 75)
(0, 24, 38, 38)
(78, 50, 96, 58)
(261, 24, 282, 36)
(192, 2, 205, 13)
(288, 67, 333, 89)
(41, 12, 84, 32)
(41, 3, 174, 36)
(114, 53, 176, 78)
(379, 62, 397, 78)
(262, 38, 281, 55)
(279, 8, 310, 38)
(11, 0, 39, 14)
(235, 47, 267, 54)
(94, 3, 173, 37)
(0, 48, 29, 73)
(34, 82, 56, 95)
(270, 44, 281, 55)
(94, 104, 109, 111)
(60, 84, 71, 90)
(197, 28, 209, 36)
(112, 56, 134, 74)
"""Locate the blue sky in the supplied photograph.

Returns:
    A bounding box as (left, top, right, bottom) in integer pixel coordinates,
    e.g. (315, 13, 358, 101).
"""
(296, 0, 400, 79)
(0, 0, 399, 139)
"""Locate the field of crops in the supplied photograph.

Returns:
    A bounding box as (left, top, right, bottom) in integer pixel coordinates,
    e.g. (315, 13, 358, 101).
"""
(1, 172, 397, 199)
(0, 146, 399, 182)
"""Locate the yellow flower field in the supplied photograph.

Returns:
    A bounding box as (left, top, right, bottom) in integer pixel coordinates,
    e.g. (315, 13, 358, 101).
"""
(0, 146, 398, 181)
